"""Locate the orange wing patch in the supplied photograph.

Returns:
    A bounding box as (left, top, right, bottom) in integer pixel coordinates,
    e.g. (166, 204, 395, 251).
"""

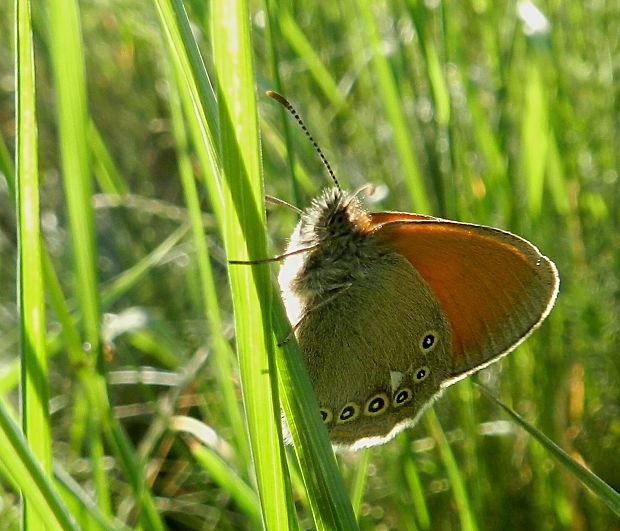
(372, 219, 558, 379)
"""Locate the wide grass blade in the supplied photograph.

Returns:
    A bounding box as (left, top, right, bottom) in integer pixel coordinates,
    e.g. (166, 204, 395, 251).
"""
(47, 0, 100, 354)
(47, 1, 165, 527)
(15, 0, 51, 525)
(167, 72, 250, 467)
(211, 1, 293, 526)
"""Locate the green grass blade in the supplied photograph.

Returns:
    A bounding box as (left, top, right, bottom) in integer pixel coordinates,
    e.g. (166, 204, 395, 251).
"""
(15, 0, 51, 526)
(47, 0, 100, 355)
(47, 2, 165, 527)
(173, 416, 261, 526)
(278, 10, 347, 110)
(425, 408, 477, 531)
(520, 59, 548, 219)
(0, 401, 77, 530)
(479, 385, 620, 517)
(356, 0, 431, 214)
(167, 73, 250, 466)
(349, 449, 371, 519)
(152, 0, 255, 479)
(211, 0, 292, 526)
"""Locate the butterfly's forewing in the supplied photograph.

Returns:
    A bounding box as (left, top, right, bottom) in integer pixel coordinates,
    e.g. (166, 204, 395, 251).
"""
(371, 217, 559, 382)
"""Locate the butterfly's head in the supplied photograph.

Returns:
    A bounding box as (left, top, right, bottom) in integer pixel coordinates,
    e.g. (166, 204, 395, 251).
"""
(299, 187, 371, 245)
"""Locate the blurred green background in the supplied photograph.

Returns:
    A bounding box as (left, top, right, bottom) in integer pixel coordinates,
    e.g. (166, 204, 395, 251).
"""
(1, 0, 618, 529)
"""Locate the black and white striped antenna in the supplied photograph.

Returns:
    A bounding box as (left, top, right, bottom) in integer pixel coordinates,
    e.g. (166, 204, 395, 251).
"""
(266, 90, 341, 191)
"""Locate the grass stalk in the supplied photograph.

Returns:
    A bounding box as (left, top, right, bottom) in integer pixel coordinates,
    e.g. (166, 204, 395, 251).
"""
(15, 0, 51, 526)
(210, 1, 293, 526)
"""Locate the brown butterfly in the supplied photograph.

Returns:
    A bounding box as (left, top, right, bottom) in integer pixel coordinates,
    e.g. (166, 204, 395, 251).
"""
(237, 92, 559, 449)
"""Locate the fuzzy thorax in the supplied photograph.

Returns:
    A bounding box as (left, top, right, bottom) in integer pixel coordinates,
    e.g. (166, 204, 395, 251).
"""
(279, 187, 389, 310)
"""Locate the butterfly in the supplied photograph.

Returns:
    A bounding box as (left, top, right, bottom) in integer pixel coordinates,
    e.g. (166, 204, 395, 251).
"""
(235, 92, 559, 449)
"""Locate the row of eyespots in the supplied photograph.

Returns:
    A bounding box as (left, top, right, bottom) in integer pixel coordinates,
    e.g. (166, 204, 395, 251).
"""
(320, 365, 431, 425)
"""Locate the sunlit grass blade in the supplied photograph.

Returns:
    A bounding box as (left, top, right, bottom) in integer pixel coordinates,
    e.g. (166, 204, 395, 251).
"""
(167, 73, 250, 466)
(46, 0, 111, 516)
(0, 401, 77, 530)
(15, 1, 51, 527)
(48, 0, 100, 355)
(152, 0, 255, 482)
(211, 0, 294, 526)
(47, 1, 164, 527)
(520, 59, 549, 219)
(478, 385, 620, 517)
(154, 0, 294, 524)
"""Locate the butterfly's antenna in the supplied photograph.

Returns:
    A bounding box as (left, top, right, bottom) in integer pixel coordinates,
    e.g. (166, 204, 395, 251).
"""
(266, 90, 341, 190)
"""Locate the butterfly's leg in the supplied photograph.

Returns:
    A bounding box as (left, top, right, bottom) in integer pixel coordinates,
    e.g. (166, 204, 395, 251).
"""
(228, 244, 319, 265)
(265, 195, 303, 214)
